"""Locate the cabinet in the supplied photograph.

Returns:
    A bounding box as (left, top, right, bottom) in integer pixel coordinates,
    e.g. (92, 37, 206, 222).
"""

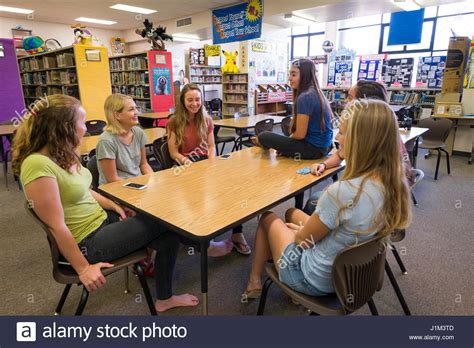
(254, 84, 292, 116)
(222, 73, 248, 117)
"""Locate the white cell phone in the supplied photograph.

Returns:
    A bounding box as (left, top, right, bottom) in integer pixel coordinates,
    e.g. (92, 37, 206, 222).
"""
(220, 154, 231, 160)
(122, 182, 147, 190)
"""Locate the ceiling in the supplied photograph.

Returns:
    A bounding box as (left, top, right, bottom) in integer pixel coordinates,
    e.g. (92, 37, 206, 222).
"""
(0, 0, 239, 30)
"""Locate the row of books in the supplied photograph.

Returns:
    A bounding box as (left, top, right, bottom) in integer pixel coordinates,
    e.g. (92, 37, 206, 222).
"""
(21, 71, 77, 85)
(224, 106, 248, 114)
(112, 86, 150, 99)
(19, 53, 75, 72)
(189, 67, 221, 76)
(22, 86, 78, 98)
(110, 57, 147, 71)
(225, 84, 247, 92)
(135, 100, 152, 113)
(223, 76, 247, 83)
(388, 91, 437, 105)
(190, 76, 222, 84)
(225, 95, 247, 103)
(111, 71, 149, 86)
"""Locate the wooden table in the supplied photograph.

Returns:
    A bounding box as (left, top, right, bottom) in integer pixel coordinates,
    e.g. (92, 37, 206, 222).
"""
(139, 112, 170, 119)
(213, 114, 285, 150)
(400, 127, 429, 168)
(78, 128, 166, 156)
(0, 124, 16, 187)
(98, 146, 343, 315)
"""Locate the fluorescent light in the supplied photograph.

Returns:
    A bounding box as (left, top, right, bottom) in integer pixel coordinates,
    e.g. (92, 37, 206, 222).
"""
(0, 5, 34, 14)
(110, 4, 157, 14)
(173, 35, 201, 43)
(392, 0, 421, 11)
(283, 13, 317, 26)
(75, 17, 117, 25)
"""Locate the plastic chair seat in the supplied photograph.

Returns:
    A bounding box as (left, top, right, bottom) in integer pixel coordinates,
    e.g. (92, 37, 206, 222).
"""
(419, 140, 445, 149)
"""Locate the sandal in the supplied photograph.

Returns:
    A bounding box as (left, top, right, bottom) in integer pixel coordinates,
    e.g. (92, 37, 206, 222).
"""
(233, 241, 252, 255)
(242, 288, 262, 299)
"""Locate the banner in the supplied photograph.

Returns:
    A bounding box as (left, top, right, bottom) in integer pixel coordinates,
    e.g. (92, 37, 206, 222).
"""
(212, 0, 263, 44)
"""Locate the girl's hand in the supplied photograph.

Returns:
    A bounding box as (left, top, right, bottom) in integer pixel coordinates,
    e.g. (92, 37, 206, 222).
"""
(114, 204, 127, 221)
(311, 163, 326, 176)
(286, 222, 303, 233)
(78, 263, 114, 293)
(123, 206, 136, 218)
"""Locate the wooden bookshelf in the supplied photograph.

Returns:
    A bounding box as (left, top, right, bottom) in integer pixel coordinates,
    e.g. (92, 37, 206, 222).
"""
(255, 84, 292, 116)
(222, 73, 249, 117)
(109, 51, 151, 113)
(18, 45, 112, 121)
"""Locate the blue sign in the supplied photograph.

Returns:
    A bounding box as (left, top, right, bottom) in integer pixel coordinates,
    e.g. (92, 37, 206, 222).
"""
(152, 68, 171, 96)
(212, 0, 263, 44)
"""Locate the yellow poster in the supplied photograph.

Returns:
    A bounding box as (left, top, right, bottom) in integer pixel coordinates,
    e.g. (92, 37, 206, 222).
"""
(205, 44, 221, 57)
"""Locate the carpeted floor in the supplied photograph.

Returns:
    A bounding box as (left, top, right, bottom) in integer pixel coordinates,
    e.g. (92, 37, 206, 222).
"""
(0, 131, 472, 316)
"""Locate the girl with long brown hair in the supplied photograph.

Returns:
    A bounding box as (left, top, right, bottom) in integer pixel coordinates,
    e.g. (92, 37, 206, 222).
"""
(243, 99, 411, 299)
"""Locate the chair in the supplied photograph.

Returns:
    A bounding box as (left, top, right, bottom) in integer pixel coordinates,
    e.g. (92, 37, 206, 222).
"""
(418, 117, 452, 180)
(209, 98, 222, 118)
(211, 113, 237, 155)
(153, 139, 174, 170)
(280, 116, 292, 136)
(404, 138, 416, 166)
(85, 120, 106, 136)
(257, 235, 386, 316)
(157, 113, 173, 128)
(152, 137, 168, 170)
(409, 168, 424, 206)
(24, 202, 157, 315)
(86, 155, 100, 190)
(242, 119, 274, 147)
(138, 116, 156, 129)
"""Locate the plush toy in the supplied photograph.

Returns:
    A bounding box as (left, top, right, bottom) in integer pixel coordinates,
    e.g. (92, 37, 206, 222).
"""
(222, 50, 239, 73)
(71, 24, 92, 45)
(135, 19, 173, 51)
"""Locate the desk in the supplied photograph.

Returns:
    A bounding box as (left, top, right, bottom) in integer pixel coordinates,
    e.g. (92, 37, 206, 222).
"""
(78, 128, 166, 156)
(99, 146, 344, 315)
(213, 114, 285, 149)
(0, 124, 16, 187)
(433, 115, 473, 164)
(400, 127, 429, 168)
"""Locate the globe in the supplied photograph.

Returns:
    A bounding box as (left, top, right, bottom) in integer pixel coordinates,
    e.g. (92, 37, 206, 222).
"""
(322, 40, 334, 54)
(23, 36, 46, 54)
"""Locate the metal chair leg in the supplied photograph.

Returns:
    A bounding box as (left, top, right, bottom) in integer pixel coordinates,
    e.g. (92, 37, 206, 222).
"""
(55, 284, 72, 315)
(257, 277, 273, 315)
(440, 148, 450, 174)
(368, 298, 379, 315)
(391, 244, 407, 274)
(385, 261, 411, 315)
(74, 286, 89, 316)
(124, 267, 130, 294)
(411, 191, 418, 206)
(434, 149, 441, 180)
(135, 263, 157, 315)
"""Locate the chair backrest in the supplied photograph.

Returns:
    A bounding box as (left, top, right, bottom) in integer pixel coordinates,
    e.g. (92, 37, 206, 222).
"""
(255, 119, 274, 135)
(280, 116, 292, 136)
(418, 117, 452, 143)
(86, 155, 100, 190)
(152, 137, 167, 170)
(210, 98, 222, 112)
(159, 140, 175, 170)
(138, 116, 156, 129)
(85, 120, 106, 136)
(24, 202, 64, 278)
(331, 235, 386, 314)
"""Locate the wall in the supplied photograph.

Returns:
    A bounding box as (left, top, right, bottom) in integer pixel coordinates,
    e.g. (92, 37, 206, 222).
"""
(0, 16, 123, 53)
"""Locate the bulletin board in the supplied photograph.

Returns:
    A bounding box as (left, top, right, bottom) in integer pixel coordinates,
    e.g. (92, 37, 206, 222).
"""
(381, 58, 414, 87)
(148, 51, 174, 112)
(416, 56, 446, 88)
(358, 54, 385, 81)
(328, 50, 355, 88)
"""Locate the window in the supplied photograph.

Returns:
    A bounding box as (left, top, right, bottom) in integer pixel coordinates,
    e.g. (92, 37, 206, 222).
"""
(309, 23, 326, 33)
(338, 25, 381, 55)
(437, 1, 474, 16)
(292, 36, 308, 58)
(382, 6, 437, 23)
(339, 14, 381, 29)
(434, 14, 474, 51)
(291, 26, 308, 35)
(309, 34, 325, 56)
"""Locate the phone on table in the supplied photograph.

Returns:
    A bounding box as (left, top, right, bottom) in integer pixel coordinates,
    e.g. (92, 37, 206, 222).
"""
(122, 182, 147, 190)
(220, 154, 231, 160)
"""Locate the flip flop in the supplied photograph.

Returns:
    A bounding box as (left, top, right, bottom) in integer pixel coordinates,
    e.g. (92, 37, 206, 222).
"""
(233, 241, 252, 255)
(242, 288, 262, 299)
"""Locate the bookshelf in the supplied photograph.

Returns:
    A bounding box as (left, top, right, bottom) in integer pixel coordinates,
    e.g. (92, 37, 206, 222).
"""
(222, 73, 249, 117)
(189, 66, 222, 84)
(254, 84, 292, 116)
(11, 28, 32, 57)
(18, 45, 112, 121)
(109, 51, 151, 113)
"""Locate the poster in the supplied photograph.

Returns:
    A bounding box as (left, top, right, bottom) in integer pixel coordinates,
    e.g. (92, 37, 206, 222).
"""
(153, 67, 171, 96)
(327, 50, 355, 87)
(212, 0, 263, 44)
(416, 56, 446, 88)
(358, 54, 385, 82)
(381, 58, 414, 87)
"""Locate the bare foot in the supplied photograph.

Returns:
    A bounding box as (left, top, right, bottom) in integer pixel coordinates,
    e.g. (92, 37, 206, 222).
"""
(155, 294, 199, 312)
(207, 239, 233, 257)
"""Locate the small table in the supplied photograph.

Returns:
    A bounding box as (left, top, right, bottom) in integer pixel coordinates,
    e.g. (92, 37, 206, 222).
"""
(213, 114, 285, 150)
(98, 147, 343, 315)
(0, 124, 16, 187)
(399, 127, 429, 168)
(78, 128, 166, 156)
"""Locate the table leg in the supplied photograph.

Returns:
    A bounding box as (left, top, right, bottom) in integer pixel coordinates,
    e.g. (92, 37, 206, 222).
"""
(413, 137, 420, 168)
(200, 239, 210, 316)
(238, 129, 244, 150)
(1, 136, 7, 188)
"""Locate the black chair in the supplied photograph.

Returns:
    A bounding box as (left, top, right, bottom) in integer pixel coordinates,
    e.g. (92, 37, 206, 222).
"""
(85, 120, 106, 136)
(152, 137, 168, 170)
(280, 116, 292, 136)
(152, 139, 174, 170)
(86, 155, 100, 190)
(24, 202, 157, 315)
(242, 119, 274, 147)
(138, 116, 156, 129)
(209, 98, 222, 118)
(257, 235, 386, 316)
